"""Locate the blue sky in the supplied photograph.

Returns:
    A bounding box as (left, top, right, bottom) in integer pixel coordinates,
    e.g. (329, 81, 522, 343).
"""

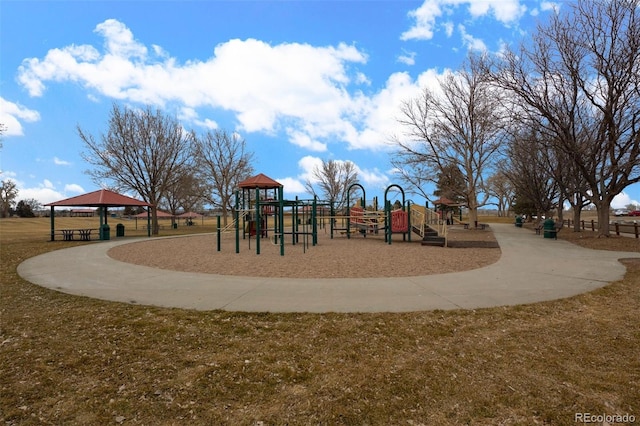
(1, 0, 638, 209)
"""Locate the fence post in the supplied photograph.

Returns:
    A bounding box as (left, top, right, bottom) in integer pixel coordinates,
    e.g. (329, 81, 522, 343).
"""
(615, 222, 620, 236)
(636, 223, 639, 239)
(591, 220, 595, 232)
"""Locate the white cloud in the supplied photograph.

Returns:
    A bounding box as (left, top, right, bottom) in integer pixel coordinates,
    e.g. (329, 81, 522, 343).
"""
(612, 191, 640, 209)
(297, 155, 325, 183)
(95, 19, 147, 59)
(13, 19, 450, 157)
(402, 0, 526, 41)
(0, 171, 86, 206)
(354, 166, 389, 189)
(443, 21, 454, 37)
(64, 183, 85, 193)
(540, 1, 560, 12)
(276, 177, 308, 197)
(401, 0, 443, 41)
(397, 50, 417, 66)
(467, 0, 525, 22)
(287, 130, 327, 152)
(17, 20, 375, 152)
(348, 68, 445, 151)
(458, 24, 487, 52)
(0, 97, 40, 137)
(11, 178, 65, 206)
(53, 157, 72, 166)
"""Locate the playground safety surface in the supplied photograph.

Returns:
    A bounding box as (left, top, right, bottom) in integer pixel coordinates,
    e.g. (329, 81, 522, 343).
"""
(17, 223, 640, 313)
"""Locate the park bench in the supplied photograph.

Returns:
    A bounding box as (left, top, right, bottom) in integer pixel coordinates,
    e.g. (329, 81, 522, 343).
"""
(463, 223, 487, 230)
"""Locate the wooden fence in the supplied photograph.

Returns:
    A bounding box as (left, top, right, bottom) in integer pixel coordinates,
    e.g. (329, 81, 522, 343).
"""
(561, 219, 639, 238)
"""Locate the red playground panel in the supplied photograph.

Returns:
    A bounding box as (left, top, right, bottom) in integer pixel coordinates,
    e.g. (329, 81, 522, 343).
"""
(350, 206, 364, 223)
(391, 210, 408, 233)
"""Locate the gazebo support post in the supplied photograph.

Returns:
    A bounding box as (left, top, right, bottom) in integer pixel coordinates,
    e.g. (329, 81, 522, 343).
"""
(99, 207, 104, 240)
(50, 206, 55, 241)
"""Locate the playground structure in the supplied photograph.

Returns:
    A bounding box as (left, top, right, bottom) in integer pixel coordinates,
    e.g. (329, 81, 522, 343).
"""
(217, 174, 450, 256)
(341, 183, 447, 246)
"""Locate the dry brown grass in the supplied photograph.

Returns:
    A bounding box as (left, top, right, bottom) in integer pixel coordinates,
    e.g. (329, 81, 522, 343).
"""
(1, 217, 639, 425)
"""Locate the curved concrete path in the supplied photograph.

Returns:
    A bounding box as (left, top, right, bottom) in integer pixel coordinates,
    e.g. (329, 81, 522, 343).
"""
(17, 224, 640, 313)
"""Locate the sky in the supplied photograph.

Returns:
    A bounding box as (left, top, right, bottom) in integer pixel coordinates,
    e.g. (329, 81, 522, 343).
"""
(1, 0, 638, 210)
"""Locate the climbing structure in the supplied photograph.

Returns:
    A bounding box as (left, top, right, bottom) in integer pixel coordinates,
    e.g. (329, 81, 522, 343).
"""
(231, 173, 319, 256)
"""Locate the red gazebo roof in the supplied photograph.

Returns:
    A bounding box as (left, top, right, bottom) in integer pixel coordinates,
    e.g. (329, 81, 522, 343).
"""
(45, 189, 150, 207)
(238, 173, 282, 189)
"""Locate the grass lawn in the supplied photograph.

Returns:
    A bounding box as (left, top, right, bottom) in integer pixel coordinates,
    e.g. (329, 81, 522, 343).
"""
(1, 217, 639, 425)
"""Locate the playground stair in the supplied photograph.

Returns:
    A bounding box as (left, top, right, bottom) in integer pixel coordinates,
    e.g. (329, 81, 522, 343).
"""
(409, 205, 447, 247)
(416, 225, 446, 247)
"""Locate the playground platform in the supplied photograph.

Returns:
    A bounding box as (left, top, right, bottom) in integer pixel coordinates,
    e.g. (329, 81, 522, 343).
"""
(17, 223, 640, 313)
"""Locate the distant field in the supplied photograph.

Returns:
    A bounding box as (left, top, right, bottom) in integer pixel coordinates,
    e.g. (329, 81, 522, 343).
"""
(0, 213, 517, 242)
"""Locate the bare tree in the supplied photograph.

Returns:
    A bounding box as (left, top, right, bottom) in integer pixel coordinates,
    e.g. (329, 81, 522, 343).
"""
(160, 168, 207, 224)
(389, 160, 433, 202)
(393, 56, 508, 227)
(79, 104, 194, 234)
(304, 159, 358, 209)
(193, 129, 254, 226)
(502, 128, 559, 221)
(485, 169, 515, 217)
(488, 0, 640, 236)
(0, 179, 18, 217)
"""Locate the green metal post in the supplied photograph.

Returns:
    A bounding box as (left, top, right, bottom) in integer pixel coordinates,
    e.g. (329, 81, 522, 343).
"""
(293, 197, 298, 245)
(312, 196, 318, 246)
(278, 186, 284, 256)
(99, 207, 104, 240)
(235, 191, 240, 254)
(50, 206, 55, 241)
(407, 201, 412, 242)
(386, 200, 392, 245)
(255, 187, 260, 255)
(217, 215, 221, 251)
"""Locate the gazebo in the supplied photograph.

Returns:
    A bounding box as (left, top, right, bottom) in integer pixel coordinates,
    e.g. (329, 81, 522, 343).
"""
(432, 196, 464, 224)
(45, 189, 151, 241)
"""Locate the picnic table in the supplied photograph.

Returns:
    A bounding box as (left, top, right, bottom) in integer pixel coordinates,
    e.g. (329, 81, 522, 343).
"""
(60, 229, 95, 241)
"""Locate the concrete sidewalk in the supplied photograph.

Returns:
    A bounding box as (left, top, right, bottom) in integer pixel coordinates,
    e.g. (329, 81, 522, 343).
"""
(17, 223, 640, 313)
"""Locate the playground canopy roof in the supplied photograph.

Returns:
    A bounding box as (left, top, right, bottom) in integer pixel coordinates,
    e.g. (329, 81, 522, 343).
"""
(45, 189, 151, 208)
(432, 197, 464, 207)
(238, 173, 282, 189)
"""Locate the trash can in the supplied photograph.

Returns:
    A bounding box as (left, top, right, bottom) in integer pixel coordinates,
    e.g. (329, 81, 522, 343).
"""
(515, 216, 523, 227)
(543, 218, 556, 239)
(100, 224, 111, 240)
(116, 223, 125, 237)
(173, 223, 178, 229)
